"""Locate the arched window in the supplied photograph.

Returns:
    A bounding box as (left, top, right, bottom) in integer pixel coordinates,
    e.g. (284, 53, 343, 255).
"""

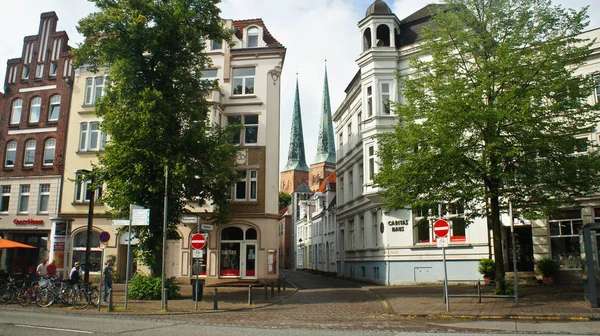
(376, 24, 390, 47)
(48, 95, 61, 121)
(4, 141, 17, 167)
(23, 140, 36, 166)
(247, 27, 259, 48)
(363, 28, 372, 51)
(221, 227, 244, 240)
(29, 96, 42, 123)
(245, 228, 257, 240)
(43, 138, 56, 165)
(10, 99, 23, 125)
(72, 230, 102, 273)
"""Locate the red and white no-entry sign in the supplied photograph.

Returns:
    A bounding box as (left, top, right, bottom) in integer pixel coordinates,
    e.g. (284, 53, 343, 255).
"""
(190, 233, 206, 250)
(433, 219, 450, 238)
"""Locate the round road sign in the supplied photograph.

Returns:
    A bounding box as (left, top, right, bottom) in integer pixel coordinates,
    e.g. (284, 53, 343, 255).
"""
(99, 231, 111, 243)
(191, 233, 206, 250)
(433, 219, 450, 238)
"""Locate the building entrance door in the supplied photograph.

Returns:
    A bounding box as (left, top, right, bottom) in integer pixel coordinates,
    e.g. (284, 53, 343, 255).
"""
(243, 243, 257, 278)
(508, 226, 534, 271)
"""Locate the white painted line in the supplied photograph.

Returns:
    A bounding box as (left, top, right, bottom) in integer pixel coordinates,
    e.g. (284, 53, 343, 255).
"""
(15, 324, 92, 334)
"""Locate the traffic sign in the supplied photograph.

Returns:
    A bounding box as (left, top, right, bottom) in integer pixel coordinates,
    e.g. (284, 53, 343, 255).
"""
(436, 237, 449, 248)
(181, 216, 198, 224)
(131, 208, 150, 226)
(99, 231, 111, 243)
(190, 233, 206, 250)
(433, 219, 450, 238)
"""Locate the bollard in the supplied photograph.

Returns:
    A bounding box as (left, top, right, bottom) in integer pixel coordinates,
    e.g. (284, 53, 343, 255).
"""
(277, 278, 281, 293)
(264, 283, 268, 300)
(271, 281, 274, 297)
(477, 279, 482, 303)
(163, 288, 168, 311)
(213, 287, 218, 310)
(283, 276, 286, 291)
(108, 288, 114, 312)
(248, 285, 253, 305)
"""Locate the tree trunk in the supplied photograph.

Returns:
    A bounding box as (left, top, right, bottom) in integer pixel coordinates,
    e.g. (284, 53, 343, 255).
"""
(490, 194, 505, 293)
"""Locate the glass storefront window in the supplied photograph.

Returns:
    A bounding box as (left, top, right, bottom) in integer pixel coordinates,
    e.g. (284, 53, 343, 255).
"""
(220, 242, 240, 276)
(549, 210, 582, 269)
(72, 230, 102, 273)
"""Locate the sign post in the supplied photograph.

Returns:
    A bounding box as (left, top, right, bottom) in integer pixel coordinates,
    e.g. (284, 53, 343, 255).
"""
(191, 232, 206, 310)
(434, 219, 450, 312)
(125, 205, 149, 310)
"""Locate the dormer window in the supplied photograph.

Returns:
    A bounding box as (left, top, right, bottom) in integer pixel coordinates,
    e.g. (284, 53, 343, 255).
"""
(247, 27, 259, 48)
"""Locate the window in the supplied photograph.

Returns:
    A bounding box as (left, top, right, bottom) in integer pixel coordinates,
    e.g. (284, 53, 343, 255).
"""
(18, 185, 30, 213)
(211, 40, 222, 50)
(5, 141, 17, 167)
(338, 133, 343, 153)
(232, 68, 255, 95)
(339, 177, 344, 203)
(358, 163, 364, 195)
(48, 95, 60, 121)
(549, 210, 583, 269)
(594, 76, 600, 104)
(247, 27, 259, 48)
(348, 170, 353, 200)
(0, 186, 10, 213)
(202, 69, 218, 81)
(372, 211, 378, 246)
(84, 76, 105, 105)
(79, 122, 106, 152)
(228, 115, 258, 144)
(29, 97, 41, 123)
(43, 138, 56, 165)
(35, 64, 44, 78)
(23, 140, 36, 166)
(359, 215, 364, 247)
(366, 86, 373, 117)
(347, 123, 352, 142)
(381, 82, 391, 114)
(72, 231, 102, 273)
(38, 184, 50, 213)
(22, 66, 30, 80)
(368, 146, 375, 180)
(10, 99, 23, 125)
(232, 170, 258, 201)
(572, 137, 588, 154)
(49, 62, 58, 77)
(358, 112, 362, 132)
(75, 172, 102, 203)
(349, 220, 355, 250)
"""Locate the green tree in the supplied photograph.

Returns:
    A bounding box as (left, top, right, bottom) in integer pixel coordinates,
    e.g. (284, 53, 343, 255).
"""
(279, 191, 291, 211)
(73, 0, 240, 275)
(376, 0, 600, 291)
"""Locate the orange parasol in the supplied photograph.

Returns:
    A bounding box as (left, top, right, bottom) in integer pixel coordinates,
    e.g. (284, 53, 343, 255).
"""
(0, 238, 36, 249)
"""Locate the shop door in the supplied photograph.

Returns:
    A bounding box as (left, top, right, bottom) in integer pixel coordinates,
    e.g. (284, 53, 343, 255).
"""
(508, 226, 534, 271)
(243, 243, 257, 279)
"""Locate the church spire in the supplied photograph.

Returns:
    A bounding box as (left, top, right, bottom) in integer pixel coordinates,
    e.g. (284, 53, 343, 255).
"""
(313, 61, 336, 164)
(283, 75, 309, 172)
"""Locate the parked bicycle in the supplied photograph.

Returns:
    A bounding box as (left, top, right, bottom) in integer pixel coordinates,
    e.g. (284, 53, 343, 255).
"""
(16, 280, 40, 306)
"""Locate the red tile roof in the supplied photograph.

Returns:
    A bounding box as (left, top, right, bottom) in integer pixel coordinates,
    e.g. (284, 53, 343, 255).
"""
(318, 171, 336, 193)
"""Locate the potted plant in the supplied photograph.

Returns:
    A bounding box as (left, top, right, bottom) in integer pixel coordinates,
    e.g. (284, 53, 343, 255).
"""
(478, 258, 495, 285)
(536, 258, 561, 285)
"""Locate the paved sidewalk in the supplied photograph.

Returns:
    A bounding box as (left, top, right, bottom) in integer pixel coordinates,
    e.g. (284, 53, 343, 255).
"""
(370, 283, 600, 320)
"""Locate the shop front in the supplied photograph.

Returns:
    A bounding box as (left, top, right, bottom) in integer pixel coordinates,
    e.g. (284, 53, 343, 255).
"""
(0, 217, 50, 277)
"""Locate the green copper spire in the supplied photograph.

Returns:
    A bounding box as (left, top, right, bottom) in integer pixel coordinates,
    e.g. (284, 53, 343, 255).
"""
(313, 62, 336, 164)
(283, 77, 309, 172)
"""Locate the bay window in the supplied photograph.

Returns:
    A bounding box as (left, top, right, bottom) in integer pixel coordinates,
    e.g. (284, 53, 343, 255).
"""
(79, 121, 107, 152)
(75, 172, 102, 203)
(84, 76, 106, 105)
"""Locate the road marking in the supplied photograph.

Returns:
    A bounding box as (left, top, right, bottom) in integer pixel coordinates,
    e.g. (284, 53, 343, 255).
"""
(15, 324, 92, 334)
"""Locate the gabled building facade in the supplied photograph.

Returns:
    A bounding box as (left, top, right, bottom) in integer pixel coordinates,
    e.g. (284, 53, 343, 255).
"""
(0, 12, 74, 276)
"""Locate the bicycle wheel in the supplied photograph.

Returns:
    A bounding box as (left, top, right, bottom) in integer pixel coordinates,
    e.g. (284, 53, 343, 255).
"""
(0, 287, 16, 304)
(72, 290, 89, 309)
(89, 288, 100, 306)
(36, 288, 55, 308)
(16, 288, 29, 306)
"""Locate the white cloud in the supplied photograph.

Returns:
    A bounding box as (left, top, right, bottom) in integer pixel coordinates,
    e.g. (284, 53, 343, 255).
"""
(0, 0, 598, 171)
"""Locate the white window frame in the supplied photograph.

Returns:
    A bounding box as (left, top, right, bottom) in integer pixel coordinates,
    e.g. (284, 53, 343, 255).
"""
(18, 184, 30, 213)
(35, 64, 44, 78)
(232, 67, 255, 96)
(366, 86, 373, 117)
(380, 82, 391, 114)
(228, 115, 258, 144)
(594, 75, 600, 104)
(232, 169, 258, 202)
(79, 121, 107, 152)
(29, 96, 42, 123)
(22, 66, 30, 80)
(74, 173, 102, 203)
(49, 62, 58, 77)
(38, 184, 50, 214)
(211, 40, 222, 50)
(10, 99, 23, 125)
(368, 145, 376, 181)
(48, 95, 61, 121)
(372, 211, 378, 246)
(5, 141, 17, 167)
(23, 140, 36, 166)
(84, 76, 106, 105)
(0, 185, 10, 213)
(247, 27, 259, 48)
(43, 138, 56, 166)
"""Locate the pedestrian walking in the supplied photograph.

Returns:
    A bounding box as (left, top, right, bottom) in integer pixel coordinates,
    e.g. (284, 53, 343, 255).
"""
(103, 260, 114, 302)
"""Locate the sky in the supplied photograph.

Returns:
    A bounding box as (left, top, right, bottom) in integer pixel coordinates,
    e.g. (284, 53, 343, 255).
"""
(0, 0, 599, 171)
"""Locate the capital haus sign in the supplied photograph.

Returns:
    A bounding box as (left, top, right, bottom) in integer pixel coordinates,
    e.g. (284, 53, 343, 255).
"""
(388, 220, 409, 232)
(13, 219, 44, 225)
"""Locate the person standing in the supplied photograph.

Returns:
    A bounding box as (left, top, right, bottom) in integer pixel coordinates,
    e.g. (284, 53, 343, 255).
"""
(70, 262, 81, 285)
(103, 260, 114, 303)
(36, 259, 47, 280)
(46, 260, 57, 279)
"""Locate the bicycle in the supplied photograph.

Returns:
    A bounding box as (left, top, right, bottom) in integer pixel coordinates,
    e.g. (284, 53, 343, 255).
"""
(36, 278, 75, 308)
(16, 280, 40, 306)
